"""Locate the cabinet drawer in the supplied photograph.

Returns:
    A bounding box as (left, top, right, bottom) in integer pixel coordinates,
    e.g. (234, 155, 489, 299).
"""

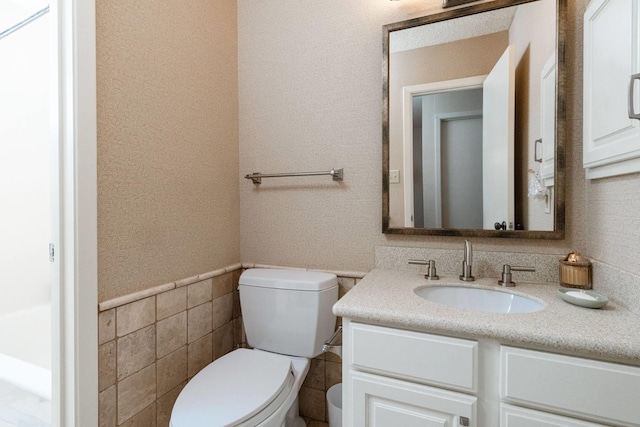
(350, 322, 477, 392)
(501, 404, 605, 427)
(351, 371, 477, 427)
(501, 346, 640, 426)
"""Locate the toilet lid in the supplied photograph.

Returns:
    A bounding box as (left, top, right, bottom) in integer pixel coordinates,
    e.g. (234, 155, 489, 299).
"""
(171, 348, 294, 427)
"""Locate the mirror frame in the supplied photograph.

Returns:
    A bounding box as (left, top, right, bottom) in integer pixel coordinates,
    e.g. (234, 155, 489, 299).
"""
(382, 0, 566, 239)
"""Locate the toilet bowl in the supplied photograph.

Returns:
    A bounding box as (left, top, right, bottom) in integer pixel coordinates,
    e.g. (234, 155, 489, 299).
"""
(170, 269, 338, 427)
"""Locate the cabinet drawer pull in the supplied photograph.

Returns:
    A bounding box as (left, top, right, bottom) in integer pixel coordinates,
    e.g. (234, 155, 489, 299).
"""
(628, 73, 640, 120)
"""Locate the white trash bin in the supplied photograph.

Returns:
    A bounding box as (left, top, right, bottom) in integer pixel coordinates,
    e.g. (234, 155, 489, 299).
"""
(326, 383, 342, 427)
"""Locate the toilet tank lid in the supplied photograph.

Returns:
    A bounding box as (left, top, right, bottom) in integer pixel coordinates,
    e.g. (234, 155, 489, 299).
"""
(239, 268, 337, 291)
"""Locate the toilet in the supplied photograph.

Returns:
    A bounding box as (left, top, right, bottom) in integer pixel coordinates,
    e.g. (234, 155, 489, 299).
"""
(170, 268, 338, 427)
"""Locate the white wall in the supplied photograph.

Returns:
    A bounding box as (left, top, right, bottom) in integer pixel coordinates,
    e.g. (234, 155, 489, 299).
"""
(0, 9, 51, 315)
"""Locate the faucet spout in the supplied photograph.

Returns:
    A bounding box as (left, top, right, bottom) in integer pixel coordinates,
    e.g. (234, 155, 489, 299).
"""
(459, 240, 475, 282)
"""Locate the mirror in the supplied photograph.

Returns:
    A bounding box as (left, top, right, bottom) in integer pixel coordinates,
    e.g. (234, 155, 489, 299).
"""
(383, 0, 566, 238)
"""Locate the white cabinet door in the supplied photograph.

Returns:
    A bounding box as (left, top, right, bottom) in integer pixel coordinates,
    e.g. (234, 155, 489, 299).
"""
(583, 0, 640, 179)
(501, 404, 606, 427)
(350, 371, 476, 427)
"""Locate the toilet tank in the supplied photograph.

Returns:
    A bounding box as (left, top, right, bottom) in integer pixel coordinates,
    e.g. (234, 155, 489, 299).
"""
(239, 268, 338, 358)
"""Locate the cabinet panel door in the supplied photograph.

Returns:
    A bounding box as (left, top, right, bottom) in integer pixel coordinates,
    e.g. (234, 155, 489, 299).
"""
(501, 346, 640, 426)
(350, 371, 476, 427)
(501, 404, 605, 427)
(583, 0, 640, 178)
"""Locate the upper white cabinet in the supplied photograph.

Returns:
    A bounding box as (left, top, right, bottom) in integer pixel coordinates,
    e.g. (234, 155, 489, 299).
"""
(583, 0, 640, 179)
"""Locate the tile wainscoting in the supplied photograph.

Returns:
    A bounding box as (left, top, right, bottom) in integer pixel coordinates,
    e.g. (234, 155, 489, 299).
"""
(97, 263, 364, 427)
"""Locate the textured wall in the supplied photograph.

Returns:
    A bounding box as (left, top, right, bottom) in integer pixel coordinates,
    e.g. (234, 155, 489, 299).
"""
(97, 0, 240, 301)
(238, 0, 587, 273)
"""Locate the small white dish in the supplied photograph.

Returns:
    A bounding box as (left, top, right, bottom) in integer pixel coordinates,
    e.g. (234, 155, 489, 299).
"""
(558, 288, 608, 309)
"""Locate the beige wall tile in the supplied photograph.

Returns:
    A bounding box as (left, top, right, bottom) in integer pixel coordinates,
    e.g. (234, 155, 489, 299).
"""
(99, 385, 116, 427)
(338, 277, 356, 298)
(99, 309, 116, 345)
(212, 321, 234, 360)
(157, 382, 186, 427)
(117, 297, 156, 337)
(299, 386, 326, 422)
(233, 317, 245, 348)
(157, 347, 187, 398)
(117, 364, 157, 425)
(188, 302, 212, 343)
(157, 287, 187, 321)
(325, 361, 342, 390)
(188, 333, 213, 378)
(212, 293, 233, 329)
(232, 269, 242, 291)
(187, 279, 213, 309)
(117, 325, 156, 381)
(120, 402, 156, 427)
(308, 421, 329, 427)
(303, 358, 325, 390)
(232, 290, 241, 319)
(157, 311, 187, 359)
(212, 272, 234, 299)
(99, 340, 116, 392)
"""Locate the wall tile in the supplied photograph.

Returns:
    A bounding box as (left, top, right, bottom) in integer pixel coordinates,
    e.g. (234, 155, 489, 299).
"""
(157, 382, 186, 427)
(120, 402, 156, 427)
(212, 272, 234, 299)
(188, 302, 213, 343)
(99, 385, 116, 427)
(212, 293, 233, 329)
(338, 277, 356, 299)
(325, 361, 342, 390)
(157, 311, 187, 359)
(157, 347, 187, 398)
(299, 386, 326, 422)
(303, 358, 325, 390)
(117, 297, 156, 337)
(212, 321, 234, 360)
(117, 364, 156, 425)
(187, 279, 213, 309)
(99, 309, 116, 345)
(99, 340, 116, 392)
(233, 317, 245, 349)
(157, 287, 187, 321)
(188, 333, 213, 378)
(232, 290, 241, 319)
(117, 325, 156, 381)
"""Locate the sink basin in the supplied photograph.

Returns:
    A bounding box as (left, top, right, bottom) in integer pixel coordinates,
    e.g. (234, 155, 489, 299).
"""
(415, 286, 544, 314)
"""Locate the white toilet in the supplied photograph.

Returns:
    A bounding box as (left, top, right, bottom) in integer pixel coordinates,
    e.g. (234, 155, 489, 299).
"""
(170, 268, 338, 427)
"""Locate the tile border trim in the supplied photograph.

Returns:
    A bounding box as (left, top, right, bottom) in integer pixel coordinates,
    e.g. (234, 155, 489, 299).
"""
(98, 262, 368, 312)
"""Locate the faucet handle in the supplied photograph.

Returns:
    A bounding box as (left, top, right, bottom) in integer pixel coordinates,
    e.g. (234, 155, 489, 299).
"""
(498, 264, 535, 287)
(408, 259, 440, 280)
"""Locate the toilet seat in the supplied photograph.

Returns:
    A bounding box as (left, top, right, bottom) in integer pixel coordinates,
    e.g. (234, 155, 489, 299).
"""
(170, 349, 295, 427)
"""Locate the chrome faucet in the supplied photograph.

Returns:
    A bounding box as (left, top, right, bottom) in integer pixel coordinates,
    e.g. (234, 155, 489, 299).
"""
(459, 240, 475, 281)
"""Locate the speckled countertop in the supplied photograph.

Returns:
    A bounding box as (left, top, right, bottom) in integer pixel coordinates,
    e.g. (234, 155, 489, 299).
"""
(333, 269, 640, 365)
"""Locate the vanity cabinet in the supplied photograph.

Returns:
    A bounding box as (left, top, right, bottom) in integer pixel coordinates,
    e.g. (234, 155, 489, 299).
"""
(343, 321, 640, 427)
(344, 321, 479, 427)
(583, 0, 640, 179)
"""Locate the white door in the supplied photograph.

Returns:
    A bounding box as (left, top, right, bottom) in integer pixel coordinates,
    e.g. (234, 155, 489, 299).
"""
(482, 45, 515, 230)
(583, 0, 640, 179)
(539, 54, 556, 185)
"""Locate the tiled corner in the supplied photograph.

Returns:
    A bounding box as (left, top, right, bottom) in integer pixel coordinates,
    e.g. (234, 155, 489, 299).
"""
(157, 311, 187, 359)
(99, 385, 116, 427)
(99, 340, 116, 392)
(213, 272, 234, 299)
(299, 386, 326, 422)
(157, 382, 186, 427)
(99, 309, 116, 345)
(212, 293, 233, 329)
(303, 358, 325, 390)
(212, 321, 234, 360)
(117, 297, 156, 337)
(325, 361, 342, 390)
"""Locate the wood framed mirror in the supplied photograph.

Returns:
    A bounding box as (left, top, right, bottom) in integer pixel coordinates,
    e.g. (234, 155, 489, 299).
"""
(382, 0, 566, 239)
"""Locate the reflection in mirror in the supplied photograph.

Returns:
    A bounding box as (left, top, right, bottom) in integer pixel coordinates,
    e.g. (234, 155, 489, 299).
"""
(383, 0, 565, 238)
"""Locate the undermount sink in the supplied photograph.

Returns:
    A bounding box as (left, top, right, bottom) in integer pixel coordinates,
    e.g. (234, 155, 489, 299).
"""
(415, 285, 544, 314)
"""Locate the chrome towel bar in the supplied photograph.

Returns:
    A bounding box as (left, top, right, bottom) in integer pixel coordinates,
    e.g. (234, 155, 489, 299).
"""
(245, 168, 343, 184)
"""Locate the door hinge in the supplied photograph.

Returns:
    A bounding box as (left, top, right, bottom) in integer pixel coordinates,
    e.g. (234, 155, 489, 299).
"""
(49, 243, 55, 262)
(459, 416, 470, 426)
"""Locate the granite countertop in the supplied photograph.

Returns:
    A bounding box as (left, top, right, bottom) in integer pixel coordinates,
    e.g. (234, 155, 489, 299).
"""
(333, 269, 640, 365)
